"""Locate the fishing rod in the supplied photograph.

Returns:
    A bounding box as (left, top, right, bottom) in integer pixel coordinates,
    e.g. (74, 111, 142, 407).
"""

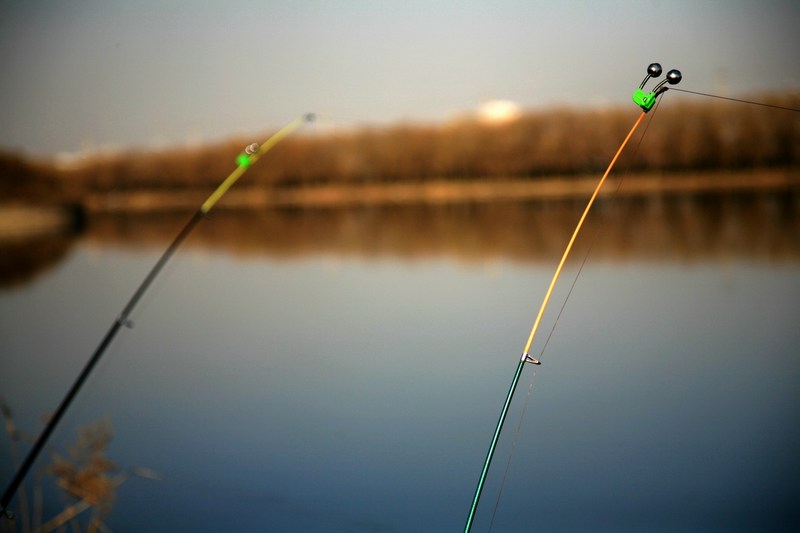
(0, 113, 315, 517)
(464, 64, 681, 532)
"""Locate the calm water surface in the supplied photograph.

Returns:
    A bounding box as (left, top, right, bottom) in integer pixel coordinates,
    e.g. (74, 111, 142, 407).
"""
(2, 200, 799, 531)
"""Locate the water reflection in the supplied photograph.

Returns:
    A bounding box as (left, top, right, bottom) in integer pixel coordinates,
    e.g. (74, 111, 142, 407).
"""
(3, 191, 798, 288)
(2, 192, 799, 531)
(84, 193, 800, 262)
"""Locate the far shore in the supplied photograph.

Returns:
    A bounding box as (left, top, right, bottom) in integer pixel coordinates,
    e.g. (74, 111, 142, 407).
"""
(0, 205, 81, 240)
(1, 169, 797, 241)
(80, 169, 798, 213)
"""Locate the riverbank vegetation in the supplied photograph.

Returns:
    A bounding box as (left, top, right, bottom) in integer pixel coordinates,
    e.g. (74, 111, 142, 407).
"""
(2, 91, 798, 207)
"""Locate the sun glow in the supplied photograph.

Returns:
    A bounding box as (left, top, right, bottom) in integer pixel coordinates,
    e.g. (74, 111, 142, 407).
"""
(477, 99, 522, 124)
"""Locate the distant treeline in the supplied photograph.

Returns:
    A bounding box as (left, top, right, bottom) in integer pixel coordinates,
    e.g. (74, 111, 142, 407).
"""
(2, 91, 798, 202)
(0, 152, 66, 203)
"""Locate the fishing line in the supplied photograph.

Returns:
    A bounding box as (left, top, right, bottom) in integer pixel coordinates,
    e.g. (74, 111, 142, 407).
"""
(487, 369, 537, 532)
(536, 96, 664, 362)
(670, 88, 800, 113)
(0, 114, 314, 517)
(464, 63, 681, 532)
(485, 93, 666, 532)
(464, 110, 647, 533)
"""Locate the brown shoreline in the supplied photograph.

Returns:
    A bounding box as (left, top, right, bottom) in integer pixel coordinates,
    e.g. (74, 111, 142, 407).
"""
(81, 169, 799, 213)
(0, 205, 81, 240)
(3, 182, 798, 288)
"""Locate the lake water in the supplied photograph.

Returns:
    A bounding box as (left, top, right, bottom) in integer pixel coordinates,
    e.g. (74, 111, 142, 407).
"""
(1, 196, 799, 531)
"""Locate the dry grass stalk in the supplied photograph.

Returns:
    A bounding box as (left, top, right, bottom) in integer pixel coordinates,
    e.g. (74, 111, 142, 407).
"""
(1, 403, 157, 533)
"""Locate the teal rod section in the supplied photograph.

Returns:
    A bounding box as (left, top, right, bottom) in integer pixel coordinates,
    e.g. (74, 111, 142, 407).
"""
(464, 358, 526, 532)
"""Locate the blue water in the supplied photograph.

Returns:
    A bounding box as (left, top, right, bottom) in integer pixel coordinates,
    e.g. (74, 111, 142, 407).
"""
(2, 240, 799, 531)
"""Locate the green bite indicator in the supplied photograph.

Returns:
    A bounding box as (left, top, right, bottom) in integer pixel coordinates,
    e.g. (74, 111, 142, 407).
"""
(632, 88, 657, 112)
(236, 153, 252, 168)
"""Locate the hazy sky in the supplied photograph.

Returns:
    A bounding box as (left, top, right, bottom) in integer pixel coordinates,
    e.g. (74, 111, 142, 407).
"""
(1, 0, 798, 157)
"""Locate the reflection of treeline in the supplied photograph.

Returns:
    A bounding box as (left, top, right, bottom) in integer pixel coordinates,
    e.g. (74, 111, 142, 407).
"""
(3, 92, 799, 200)
(4, 191, 798, 286)
(81, 193, 800, 264)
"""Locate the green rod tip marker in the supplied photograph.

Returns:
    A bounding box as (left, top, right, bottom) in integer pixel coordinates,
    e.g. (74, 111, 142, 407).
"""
(236, 142, 260, 167)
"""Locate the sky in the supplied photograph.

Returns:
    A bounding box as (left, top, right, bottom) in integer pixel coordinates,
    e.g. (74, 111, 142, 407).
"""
(1, 0, 798, 158)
